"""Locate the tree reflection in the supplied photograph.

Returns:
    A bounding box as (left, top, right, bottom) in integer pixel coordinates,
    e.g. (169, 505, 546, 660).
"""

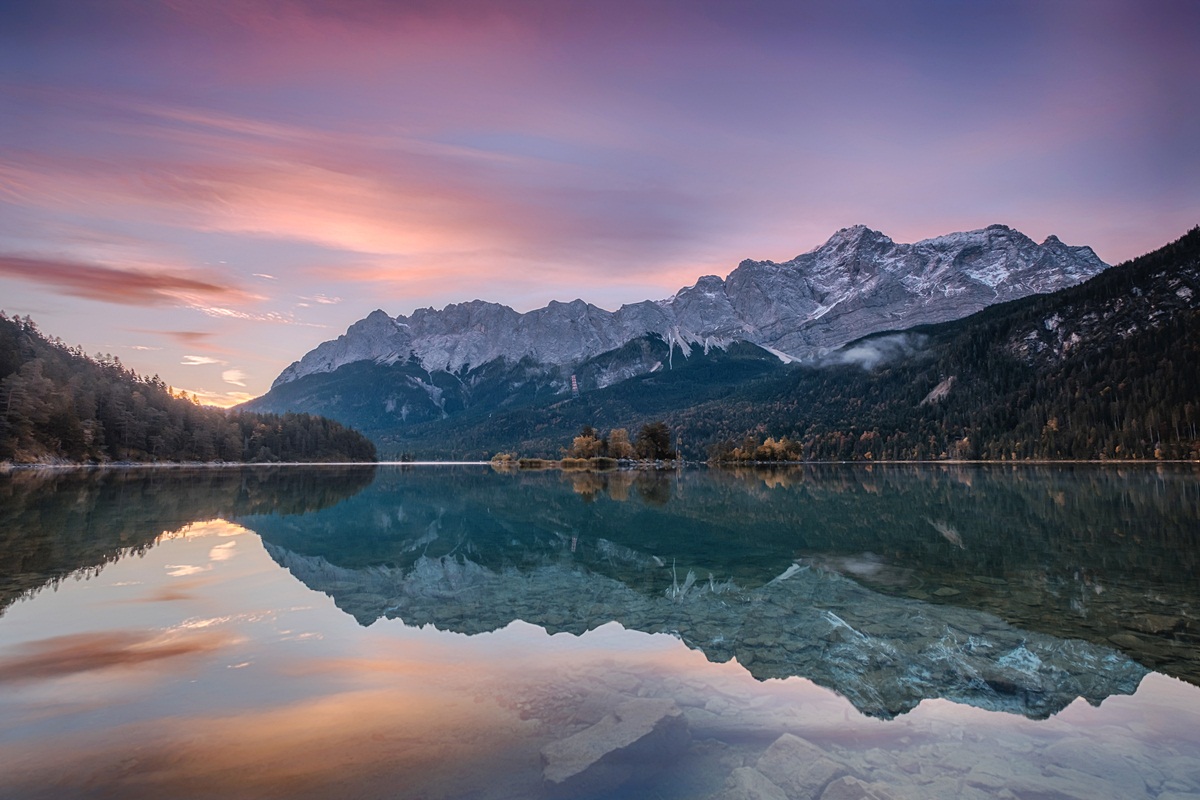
(0, 465, 376, 614)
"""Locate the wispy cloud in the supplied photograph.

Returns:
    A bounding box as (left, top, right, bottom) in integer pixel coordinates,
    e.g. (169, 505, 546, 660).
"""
(156, 330, 220, 347)
(191, 306, 327, 326)
(182, 355, 224, 366)
(221, 369, 247, 386)
(0, 253, 250, 307)
(820, 334, 928, 370)
(0, 94, 709, 274)
(129, 329, 239, 358)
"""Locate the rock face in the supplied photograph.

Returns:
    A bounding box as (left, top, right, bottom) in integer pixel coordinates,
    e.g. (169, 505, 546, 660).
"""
(270, 224, 1107, 388)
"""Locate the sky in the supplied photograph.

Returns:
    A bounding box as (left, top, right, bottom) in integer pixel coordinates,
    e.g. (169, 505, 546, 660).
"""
(2, 0, 1198, 405)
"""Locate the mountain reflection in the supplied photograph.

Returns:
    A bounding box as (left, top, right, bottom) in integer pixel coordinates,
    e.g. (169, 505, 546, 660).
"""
(0, 465, 376, 614)
(3, 463, 1196, 720)
(233, 464, 1199, 719)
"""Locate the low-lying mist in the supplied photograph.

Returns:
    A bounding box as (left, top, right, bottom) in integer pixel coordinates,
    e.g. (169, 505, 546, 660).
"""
(819, 333, 929, 370)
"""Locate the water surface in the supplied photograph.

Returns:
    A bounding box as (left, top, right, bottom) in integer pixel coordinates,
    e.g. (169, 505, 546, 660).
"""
(1, 464, 1198, 799)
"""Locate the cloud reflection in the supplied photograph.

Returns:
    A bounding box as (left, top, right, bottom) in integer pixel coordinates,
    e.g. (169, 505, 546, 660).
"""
(0, 629, 232, 684)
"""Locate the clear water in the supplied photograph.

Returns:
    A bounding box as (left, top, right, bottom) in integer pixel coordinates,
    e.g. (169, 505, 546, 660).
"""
(1, 464, 1198, 799)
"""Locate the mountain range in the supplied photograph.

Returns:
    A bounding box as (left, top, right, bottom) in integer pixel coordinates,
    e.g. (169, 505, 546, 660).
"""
(246, 224, 1135, 456)
(270, 224, 1105, 388)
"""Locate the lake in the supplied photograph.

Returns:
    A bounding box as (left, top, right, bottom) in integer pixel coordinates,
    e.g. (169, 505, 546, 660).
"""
(1, 463, 1198, 799)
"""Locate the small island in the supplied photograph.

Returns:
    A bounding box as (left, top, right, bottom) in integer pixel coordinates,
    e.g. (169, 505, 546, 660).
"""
(491, 421, 677, 470)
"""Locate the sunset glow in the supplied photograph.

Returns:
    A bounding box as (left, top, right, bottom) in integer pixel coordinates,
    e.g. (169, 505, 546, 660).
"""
(2, 0, 1197, 402)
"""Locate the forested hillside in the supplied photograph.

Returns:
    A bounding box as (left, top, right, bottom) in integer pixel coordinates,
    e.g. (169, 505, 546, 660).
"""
(0, 314, 377, 464)
(375, 227, 1199, 461)
(695, 226, 1200, 461)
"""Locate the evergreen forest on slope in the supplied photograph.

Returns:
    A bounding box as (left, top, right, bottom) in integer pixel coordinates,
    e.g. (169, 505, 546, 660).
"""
(0, 314, 377, 464)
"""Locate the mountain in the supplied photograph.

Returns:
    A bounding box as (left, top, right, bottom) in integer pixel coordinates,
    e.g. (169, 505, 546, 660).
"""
(271, 224, 1104, 388)
(252, 226, 1196, 461)
(247, 225, 1107, 448)
(367, 226, 1197, 461)
(0, 314, 377, 464)
(684, 224, 1200, 462)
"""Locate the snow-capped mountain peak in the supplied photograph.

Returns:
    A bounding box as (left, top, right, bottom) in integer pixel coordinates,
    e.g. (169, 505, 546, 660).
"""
(270, 224, 1108, 389)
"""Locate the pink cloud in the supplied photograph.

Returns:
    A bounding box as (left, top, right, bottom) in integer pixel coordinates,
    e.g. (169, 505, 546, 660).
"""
(2, 99, 706, 273)
(0, 254, 250, 307)
(156, 330, 220, 347)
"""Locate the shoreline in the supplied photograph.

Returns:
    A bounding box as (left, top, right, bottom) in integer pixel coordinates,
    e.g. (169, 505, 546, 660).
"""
(4, 458, 1198, 472)
(0, 460, 381, 471)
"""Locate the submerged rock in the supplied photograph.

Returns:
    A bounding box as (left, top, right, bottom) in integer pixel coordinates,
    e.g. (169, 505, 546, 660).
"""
(755, 734, 851, 798)
(540, 698, 690, 797)
(715, 766, 789, 800)
(819, 776, 897, 800)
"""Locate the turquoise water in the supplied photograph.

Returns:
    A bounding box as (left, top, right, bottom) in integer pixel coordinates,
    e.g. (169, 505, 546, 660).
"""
(1, 464, 1198, 798)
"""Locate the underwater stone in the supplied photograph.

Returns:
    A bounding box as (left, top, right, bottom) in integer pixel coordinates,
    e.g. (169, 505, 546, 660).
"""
(716, 767, 790, 800)
(756, 733, 850, 798)
(820, 776, 897, 800)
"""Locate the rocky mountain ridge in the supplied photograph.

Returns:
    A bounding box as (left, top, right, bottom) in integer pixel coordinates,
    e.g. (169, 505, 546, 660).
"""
(271, 224, 1107, 388)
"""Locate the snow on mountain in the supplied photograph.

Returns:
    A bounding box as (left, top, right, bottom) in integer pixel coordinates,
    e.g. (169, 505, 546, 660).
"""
(271, 224, 1108, 389)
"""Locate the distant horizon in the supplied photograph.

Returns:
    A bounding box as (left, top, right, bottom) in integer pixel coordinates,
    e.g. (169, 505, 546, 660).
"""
(3, 0, 1197, 404)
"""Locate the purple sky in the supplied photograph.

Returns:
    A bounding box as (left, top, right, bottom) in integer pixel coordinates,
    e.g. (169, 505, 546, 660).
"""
(2, 0, 1197, 404)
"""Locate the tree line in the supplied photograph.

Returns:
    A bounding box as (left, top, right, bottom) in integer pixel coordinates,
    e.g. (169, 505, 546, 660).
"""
(0, 314, 377, 464)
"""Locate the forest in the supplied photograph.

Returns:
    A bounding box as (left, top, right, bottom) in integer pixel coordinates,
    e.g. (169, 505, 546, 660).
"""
(0, 314, 377, 464)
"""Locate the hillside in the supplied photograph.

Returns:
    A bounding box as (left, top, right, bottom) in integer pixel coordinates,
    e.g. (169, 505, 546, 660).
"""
(369, 227, 1199, 460)
(691, 225, 1200, 462)
(0, 314, 377, 464)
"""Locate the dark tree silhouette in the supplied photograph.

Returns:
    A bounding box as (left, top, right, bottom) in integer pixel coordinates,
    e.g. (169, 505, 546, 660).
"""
(635, 421, 673, 460)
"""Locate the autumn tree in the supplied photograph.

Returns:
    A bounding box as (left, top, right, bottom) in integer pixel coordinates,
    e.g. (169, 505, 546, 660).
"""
(567, 425, 603, 458)
(607, 427, 635, 459)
